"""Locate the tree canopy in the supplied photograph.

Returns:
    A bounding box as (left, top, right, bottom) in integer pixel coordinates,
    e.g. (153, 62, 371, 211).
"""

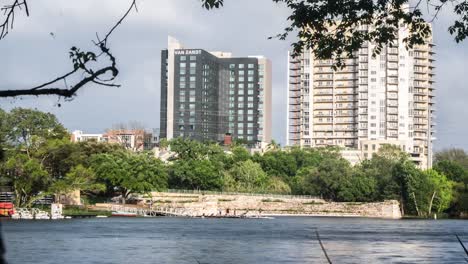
(202, 0, 467, 67)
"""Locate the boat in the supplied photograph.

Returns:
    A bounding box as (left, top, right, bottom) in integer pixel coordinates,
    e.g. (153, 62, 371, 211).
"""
(111, 211, 137, 217)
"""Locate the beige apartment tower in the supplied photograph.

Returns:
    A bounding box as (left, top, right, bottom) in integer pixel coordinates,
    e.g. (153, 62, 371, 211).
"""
(287, 26, 435, 168)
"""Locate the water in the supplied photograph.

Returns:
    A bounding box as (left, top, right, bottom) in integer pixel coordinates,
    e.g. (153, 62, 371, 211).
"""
(1, 217, 467, 263)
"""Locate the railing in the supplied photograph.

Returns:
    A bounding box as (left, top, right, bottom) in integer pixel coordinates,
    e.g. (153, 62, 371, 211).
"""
(165, 189, 321, 200)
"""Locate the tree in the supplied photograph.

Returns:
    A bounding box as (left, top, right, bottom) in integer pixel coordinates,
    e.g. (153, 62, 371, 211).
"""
(203, 0, 467, 67)
(226, 160, 270, 193)
(49, 165, 105, 201)
(170, 159, 224, 191)
(337, 172, 377, 202)
(293, 158, 352, 199)
(434, 160, 467, 182)
(435, 149, 468, 170)
(91, 152, 168, 203)
(3, 108, 68, 149)
(0, 0, 137, 98)
(1, 152, 50, 207)
(424, 169, 453, 215)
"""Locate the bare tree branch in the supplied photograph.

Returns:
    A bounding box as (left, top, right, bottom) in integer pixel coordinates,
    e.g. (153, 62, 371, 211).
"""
(0, 0, 137, 99)
(0, 0, 28, 40)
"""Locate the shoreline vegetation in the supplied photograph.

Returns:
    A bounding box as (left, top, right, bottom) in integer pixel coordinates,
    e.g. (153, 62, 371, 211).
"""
(1, 108, 467, 219)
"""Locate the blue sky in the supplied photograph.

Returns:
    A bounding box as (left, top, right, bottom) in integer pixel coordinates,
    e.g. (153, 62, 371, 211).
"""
(1, 0, 467, 150)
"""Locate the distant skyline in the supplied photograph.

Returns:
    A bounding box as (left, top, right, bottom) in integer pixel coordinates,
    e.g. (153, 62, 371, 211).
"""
(1, 0, 468, 150)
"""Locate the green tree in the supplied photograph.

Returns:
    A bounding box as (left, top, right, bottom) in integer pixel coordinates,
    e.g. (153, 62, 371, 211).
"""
(434, 149, 468, 170)
(202, 0, 467, 67)
(4, 108, 68, 150)
(424, 169, 453, 215)
(226, 160, 269, 193)
(337, 172, 377, 202)
(1, 152, 50, 207)
(434, 160, 467, 182)
(49, 165, 106, 202)
(170, 159, 224, 190)
(91, 152, 168, 203)
(293, 158, 352, 200)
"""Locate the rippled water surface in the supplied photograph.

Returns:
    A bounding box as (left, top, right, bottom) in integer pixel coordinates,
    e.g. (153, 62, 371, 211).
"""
(2, 217, 468, 263)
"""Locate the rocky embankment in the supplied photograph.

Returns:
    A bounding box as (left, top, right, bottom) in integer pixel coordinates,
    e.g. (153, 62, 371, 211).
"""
(123, 192, 401, 219)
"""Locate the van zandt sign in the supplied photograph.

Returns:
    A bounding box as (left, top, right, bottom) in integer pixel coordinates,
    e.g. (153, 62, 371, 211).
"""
(175, 49, 202, 55)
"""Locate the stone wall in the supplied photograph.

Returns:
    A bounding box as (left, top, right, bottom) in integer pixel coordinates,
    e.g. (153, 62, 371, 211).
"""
(145, 192, 401, 219)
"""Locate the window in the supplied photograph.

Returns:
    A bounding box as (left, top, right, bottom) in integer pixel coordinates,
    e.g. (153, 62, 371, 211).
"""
(239, 64, 244, 69)
(190, 62, 196, 68)
(180, 56, 186, 61)
(190, 56, 196, 60)
(239, 76, 244, 82)
(229, 64, 235, 69)
(238, 129, 243, 134)
(248, 63, 254, 68)
(247, 90, 254, 95)
(248, 70, 254, 75)
(238, 83, 244, 89)
(239, 71, 245, 76)
(248, 83, 254, 89)
(248, 76, 254, 82)
(190, 76, 196, 82)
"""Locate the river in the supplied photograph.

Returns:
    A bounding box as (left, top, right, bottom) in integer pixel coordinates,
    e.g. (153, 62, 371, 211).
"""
(1, 217, 467, 263)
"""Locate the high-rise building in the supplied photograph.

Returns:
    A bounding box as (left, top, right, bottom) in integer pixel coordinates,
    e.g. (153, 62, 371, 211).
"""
(160, 36, 272, 144)
(287, 26, 435, 168)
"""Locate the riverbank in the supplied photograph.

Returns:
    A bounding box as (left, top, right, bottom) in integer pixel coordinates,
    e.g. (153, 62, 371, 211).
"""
(91, 192, 402, 219)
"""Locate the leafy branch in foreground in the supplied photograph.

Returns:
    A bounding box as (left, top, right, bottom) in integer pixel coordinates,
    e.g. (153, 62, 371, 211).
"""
(0, 0, 137, 98)
(201, 0, 467, 67)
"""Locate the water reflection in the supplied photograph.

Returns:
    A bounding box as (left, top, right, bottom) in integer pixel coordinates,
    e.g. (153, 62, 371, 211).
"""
(2, 217, 467, 263)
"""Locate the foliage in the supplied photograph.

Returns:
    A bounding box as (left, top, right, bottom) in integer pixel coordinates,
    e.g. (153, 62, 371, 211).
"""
(91, 152, 168, 203)
(1, 152, 50, 207)
(200, 0, 467, 67)
(170, 158, 223, 191)
(225, 160, 269, 193)
(49, 165, 106, 198)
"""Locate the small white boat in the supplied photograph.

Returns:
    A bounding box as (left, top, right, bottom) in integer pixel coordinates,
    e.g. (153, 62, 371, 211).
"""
(96, 215, 108, 218)
(111, 211, 137, 217)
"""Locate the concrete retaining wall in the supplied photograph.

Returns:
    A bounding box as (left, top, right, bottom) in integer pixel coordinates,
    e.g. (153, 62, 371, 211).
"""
(143, 192, 401, 219)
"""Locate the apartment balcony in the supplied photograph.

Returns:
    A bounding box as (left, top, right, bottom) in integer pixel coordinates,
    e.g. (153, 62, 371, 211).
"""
(315, 83, 334, 88)
(314, 98, 333, 103)
(335, 119, 356, 124)
(414, 103, 428, 110)
(336, 111, 357, 117)
(414, 60, 427, 66)
(414, 96, 427, 103)
(335, 127, 358, 131)
(289, 77, 301, 84)
(335, 96, 357, 102)
(314, 76, 334, 81)
(289, 106, 301, 112)
(314, 67, 334, 73)
(314, 89, 333, 95)
(289, 93, 301, 99)
(314, 104, 334, 110)
(314, 112, 333, 117)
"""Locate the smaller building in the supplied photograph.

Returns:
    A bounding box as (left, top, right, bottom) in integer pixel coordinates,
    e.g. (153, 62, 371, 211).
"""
(103, 129, 156, 151)
(71, 130, 105, 143)
(71, 129, 159, 152)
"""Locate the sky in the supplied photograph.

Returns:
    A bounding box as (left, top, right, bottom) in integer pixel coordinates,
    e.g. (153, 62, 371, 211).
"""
(0, 0, 467, 150)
